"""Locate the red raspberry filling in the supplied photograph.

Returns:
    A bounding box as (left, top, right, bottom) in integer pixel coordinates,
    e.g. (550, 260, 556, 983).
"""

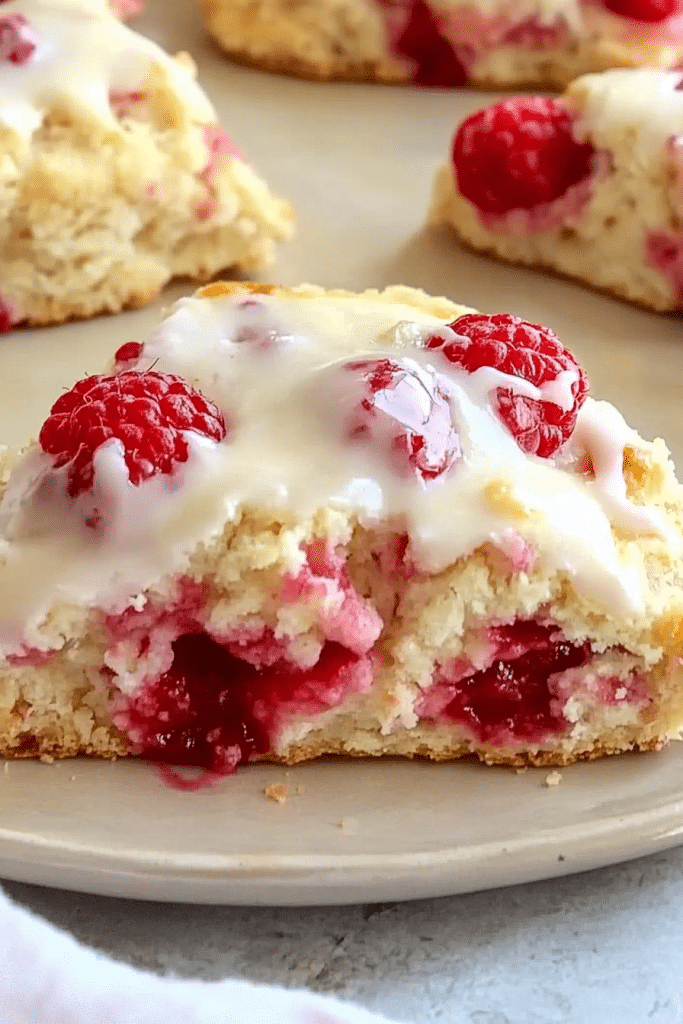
(602, 0, 676, 20)
(0, 13, 38, 63)
(343, 357, 462, 481)
(197, 125, 247, 221)
(109, 90, 146, 118)
(378, 0, 468, 86)
(119, 635, 372, 774)
(0, 294, 18, 333)
(647, 230, 683, 300)
(426, 313, 588, 457)
(421, 621, 591, 745)
(453, 97, 595, 217)
(39, 370, 227, 497)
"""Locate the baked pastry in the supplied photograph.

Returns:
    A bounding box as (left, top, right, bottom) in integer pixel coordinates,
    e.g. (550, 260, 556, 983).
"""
(0, 0, 293, 331)
(430, 70, 683, 312)
(1, 281, 683, 776)
(199, 0, 683, 88)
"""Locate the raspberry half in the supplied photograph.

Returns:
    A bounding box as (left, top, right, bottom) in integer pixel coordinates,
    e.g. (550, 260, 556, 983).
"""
(342, 357, 461, 481)
(39, 371, 227, 497)
(452, 97, 595, 216)
(426, 313, 588, 457)
(603, 0, 676, 20)
(113, 341, 144, 367)
(0, 14, 38, 63)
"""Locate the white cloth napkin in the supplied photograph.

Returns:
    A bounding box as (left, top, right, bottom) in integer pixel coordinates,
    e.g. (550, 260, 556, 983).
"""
(0, 886, 405, 1024)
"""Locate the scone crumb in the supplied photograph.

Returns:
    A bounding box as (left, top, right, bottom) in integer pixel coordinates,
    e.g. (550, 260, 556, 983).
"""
(264, 783, 289, 803)
(545, 770, 563, 787)
(296, 784, 306, 796)
(339, 817, 359, 833)
(515, 766, 528, 775)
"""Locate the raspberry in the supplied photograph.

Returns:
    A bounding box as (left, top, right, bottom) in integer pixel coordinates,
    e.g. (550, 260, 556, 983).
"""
(39, 371, 226, 497)
(453, 97, 595, 216)
(0, 14, 38, 64)
(603, 0, 676, 20)
(113, 341, 143, 366)
(0, 295, 17, 333)
(426, 313, 588, 457)
(342, 357, 461, 481)
(384, 0, 468, 86)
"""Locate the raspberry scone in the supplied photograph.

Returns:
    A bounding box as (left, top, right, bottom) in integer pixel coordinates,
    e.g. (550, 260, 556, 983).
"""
(1, 282, 683, 775)
(430, 71, 683, 312)
(199, 0, 683, 88)
(0, 0, 293, 331)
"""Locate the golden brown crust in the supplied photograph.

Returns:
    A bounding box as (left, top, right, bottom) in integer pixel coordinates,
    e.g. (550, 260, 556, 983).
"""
(205, 42, 572, 89)
(197, 280, 473, 320)
(208, 42, 408, 83)
(274, 734, 667, 768)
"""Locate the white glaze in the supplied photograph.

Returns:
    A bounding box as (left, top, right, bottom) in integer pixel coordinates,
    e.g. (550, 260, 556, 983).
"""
(0, 290, 670, 650)
(571, 69, 683, 162)
(0, 0, 214, 139)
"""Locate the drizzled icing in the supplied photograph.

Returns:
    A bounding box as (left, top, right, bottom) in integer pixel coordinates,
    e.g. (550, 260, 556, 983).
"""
(0, 290, 672, 651)
(0, 0, 213, 139)
(570, 69, 683, 161)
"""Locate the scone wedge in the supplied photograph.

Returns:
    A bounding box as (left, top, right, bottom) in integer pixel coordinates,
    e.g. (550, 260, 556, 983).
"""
(1, 282, 683, 775)
(200, 0, 683, 89)
(431, 70, 683, 312)
(0, 0, 293, 331)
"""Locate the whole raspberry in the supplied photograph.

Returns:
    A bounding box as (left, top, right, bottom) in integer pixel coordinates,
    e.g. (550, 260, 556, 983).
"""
(452, 97, 595, 216)
(342, 357, 461, 481)
(426, 313, 588, 457)
(603, 0, 675, 19)
(39, 371, 227, 497)
(0, 14, 39, 64)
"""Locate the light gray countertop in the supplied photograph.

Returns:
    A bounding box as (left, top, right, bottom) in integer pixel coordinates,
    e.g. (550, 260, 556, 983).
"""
(6, 846, 683, 1024)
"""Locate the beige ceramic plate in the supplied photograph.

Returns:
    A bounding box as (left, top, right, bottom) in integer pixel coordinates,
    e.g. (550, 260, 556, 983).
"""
(2, 751, 683, 904)
(0, 0, 682, 905)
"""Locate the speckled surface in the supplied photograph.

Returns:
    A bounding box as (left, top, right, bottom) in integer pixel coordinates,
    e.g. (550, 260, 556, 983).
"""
(6, 845, 683, 1024)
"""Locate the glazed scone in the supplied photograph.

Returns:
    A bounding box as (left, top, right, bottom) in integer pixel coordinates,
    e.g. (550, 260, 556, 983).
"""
(199, 0, 683, 88)
(1, 281, 683, 775)
(0, 0, 293, 331)
(430, 70, 683, 312)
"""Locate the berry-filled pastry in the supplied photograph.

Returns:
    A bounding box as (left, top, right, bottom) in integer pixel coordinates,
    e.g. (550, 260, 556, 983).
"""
(430, 70, 683, 311)
(1, 281, 683, 775)
(0, 0, 293, 331)
(199, 0, 683, 88)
